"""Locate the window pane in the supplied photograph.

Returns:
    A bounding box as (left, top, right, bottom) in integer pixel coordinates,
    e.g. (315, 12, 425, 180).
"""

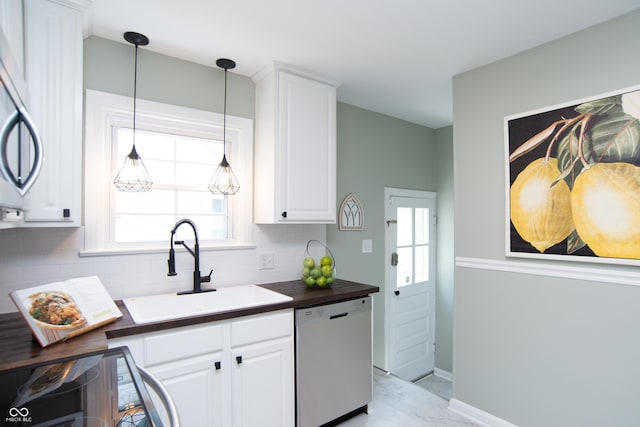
(176, 136, 221, 162)
(396, 247, 413, 288)
(415, 245, 429, 283)
(175, 162, 212, 188)
(176, 191, 224, 215)
(115, 189, 176, 214)
(396, 207, 413, 247)
(113, 126, 230, 243)
(135, 129, 176, 160)
(115, 214, 177, 242)
(415, 208, 429, 245)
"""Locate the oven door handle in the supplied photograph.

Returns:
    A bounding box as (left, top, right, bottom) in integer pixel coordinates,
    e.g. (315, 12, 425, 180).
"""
(0, 107, 44, 196)
(137, 365, 181, 427)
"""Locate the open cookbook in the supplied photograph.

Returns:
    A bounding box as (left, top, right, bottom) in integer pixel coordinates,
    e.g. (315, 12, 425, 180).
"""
(10, 276, 122, 347)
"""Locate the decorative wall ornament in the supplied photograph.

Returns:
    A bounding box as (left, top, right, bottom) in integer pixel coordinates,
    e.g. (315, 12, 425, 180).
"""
(505, 84, 640, 266)
(339, 193, 364, 230)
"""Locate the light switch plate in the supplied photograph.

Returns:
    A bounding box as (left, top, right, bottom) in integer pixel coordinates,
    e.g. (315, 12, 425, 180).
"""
(362, 239, 373, 253)
(259, 252, 275, 270)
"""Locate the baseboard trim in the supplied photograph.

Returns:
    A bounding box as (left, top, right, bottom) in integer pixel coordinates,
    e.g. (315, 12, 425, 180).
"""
(434, 367, 452, 381)
(449, 399, 517, 427)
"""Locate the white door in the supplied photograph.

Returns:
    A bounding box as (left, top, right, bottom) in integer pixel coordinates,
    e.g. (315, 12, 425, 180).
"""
(384, 188, 436, 381)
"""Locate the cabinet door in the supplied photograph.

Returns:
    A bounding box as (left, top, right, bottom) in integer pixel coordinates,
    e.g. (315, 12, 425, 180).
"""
(231, 338, 294, 427)
(149, 354, 225, 427)
(23, 0, 82, 225)
(0, 0, 24, 76)
(277, 71, 336, 222)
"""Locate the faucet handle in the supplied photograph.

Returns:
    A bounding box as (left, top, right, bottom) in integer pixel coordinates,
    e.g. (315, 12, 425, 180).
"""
(201, 269, 213, 283)
(167, 248, 177, 276)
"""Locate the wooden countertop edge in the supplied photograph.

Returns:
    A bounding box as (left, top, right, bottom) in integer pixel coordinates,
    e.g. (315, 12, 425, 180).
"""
(0, 279, 378, 371)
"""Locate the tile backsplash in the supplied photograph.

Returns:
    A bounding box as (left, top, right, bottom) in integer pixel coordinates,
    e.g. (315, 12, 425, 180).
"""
(0, 224, 325, 313)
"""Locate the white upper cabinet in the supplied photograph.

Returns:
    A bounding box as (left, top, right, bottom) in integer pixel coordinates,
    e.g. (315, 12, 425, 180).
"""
(0, 0, 24, 77)
(253, 62, 339, 224)
(22, 0, 84, 226)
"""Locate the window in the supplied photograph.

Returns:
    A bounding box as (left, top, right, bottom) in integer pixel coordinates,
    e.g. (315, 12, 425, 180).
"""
(84, 90, 254, 254)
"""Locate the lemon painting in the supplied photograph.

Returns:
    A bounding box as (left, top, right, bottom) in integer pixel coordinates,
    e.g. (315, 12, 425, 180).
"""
(507, 88, 640, 262)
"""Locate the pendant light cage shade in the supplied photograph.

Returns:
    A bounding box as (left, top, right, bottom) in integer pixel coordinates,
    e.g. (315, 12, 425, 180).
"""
(114, 31, 153, 192)
(114, 146, 153, 192)
(208, 155, 240, 195)
(209, 58, 240, 195)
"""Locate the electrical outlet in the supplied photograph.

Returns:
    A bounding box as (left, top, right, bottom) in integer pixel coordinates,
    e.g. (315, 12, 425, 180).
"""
(259, 252, 275, 270)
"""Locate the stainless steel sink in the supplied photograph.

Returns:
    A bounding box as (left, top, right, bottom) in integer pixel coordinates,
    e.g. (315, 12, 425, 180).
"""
(123, 285, 292, 325)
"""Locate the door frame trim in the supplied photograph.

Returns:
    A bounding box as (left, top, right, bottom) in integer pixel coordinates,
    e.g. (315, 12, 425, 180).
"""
(383, 187, 437, 373)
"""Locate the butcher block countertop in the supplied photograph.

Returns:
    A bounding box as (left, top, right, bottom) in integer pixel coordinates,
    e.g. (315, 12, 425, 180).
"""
(0, 279, 378, 371)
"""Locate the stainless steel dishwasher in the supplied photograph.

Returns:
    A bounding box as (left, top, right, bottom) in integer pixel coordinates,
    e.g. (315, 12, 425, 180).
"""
(295, 296, 372, 427)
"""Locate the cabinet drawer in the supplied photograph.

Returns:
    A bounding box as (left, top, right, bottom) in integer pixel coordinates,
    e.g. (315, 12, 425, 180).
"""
(144, 323, 224, 366)
(231, 310, 292, 347)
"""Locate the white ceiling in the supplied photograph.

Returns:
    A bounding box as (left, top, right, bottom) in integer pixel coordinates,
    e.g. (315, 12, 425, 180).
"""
(87, 0, 640, 129)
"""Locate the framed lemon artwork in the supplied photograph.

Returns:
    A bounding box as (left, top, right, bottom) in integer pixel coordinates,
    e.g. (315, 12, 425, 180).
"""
(505, 84, 640, 265)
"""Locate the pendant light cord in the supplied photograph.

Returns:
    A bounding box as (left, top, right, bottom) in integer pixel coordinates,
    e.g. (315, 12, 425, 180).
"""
(223, 66, 227, 157)
(132, 43, 139, 150)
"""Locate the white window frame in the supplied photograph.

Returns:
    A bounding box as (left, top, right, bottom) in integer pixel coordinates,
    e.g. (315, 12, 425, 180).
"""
(83, 89, 254, 255)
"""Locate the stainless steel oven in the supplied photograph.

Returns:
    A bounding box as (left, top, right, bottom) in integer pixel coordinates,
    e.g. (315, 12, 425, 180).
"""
(0, 26, 43, 214)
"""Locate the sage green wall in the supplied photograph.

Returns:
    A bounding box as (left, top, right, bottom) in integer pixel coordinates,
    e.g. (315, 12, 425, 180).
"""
(327, 103, 454, 371)
(453, 10, 640, 426)
(435, 125, 454, 373)
(83, 36, 254, 119)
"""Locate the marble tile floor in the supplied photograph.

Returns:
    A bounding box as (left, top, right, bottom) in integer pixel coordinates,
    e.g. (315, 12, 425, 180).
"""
(337, 368, 479, 427)
(414, 373, 453, 401)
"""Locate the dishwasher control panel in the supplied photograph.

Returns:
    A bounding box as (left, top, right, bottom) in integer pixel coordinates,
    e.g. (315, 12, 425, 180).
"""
(295, 297, 371, 325)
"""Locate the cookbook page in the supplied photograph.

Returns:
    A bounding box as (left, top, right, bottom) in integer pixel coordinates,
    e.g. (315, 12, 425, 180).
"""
(10, 276, 122, 347)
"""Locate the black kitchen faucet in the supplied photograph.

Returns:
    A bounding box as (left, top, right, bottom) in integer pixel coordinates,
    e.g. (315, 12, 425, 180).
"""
(167, 218, 214, 294)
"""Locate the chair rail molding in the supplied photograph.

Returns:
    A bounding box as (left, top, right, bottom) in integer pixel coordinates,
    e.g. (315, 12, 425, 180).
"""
(456, 257, 640, 287)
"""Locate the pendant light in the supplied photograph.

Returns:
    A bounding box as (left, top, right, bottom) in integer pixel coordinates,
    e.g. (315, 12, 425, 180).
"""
(208, 58, 240, 195)
(114, 31, 153, 192)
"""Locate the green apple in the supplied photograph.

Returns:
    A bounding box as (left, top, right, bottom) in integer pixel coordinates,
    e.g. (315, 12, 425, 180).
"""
(303, 257, 315, 268)
(326, 276, 335, 285)
(304, 276, 316, 286)
(316, 276, 327, 287)
(320, 256, 332, 267)
(321, 265, 333, 278)
(310, 266, 322, 279)
(302, 267, 311, 278)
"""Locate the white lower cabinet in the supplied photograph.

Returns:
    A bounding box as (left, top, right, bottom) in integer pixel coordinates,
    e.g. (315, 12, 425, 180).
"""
(109, 309, 294, 427)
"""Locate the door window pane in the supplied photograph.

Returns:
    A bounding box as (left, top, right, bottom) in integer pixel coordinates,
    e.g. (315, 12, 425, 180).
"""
(396, 247, 413, 288)
(415, 245, 429, 283)
(397, 207, 413, 247)
(415, 208, 429, 245)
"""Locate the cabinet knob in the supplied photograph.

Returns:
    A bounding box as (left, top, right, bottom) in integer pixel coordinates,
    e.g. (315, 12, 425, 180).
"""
(236, 355, 243, 364)
(281, 211, 287, 218)
(214, 361, 221, 370)
(394, 290, 400, 296)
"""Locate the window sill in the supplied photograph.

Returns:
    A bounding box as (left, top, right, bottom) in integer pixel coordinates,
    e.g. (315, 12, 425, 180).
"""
(79, 242, 257, 257)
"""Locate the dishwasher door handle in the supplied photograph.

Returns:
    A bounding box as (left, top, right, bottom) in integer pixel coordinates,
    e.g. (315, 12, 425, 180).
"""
(329, 312, 348, 320)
